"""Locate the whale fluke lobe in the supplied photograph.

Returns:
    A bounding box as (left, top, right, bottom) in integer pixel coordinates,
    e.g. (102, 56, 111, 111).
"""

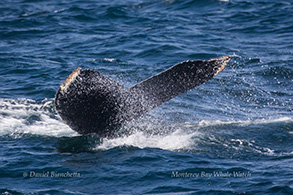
(55, 56, 230, 137)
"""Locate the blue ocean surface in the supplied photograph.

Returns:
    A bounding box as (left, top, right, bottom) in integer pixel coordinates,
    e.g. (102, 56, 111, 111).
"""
(0, 0, 292, 194)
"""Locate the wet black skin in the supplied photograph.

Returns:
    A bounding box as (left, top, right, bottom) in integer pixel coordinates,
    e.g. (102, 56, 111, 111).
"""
(55, 56, 230, 137)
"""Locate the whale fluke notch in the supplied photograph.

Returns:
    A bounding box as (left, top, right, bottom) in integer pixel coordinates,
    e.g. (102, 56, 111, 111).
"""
(55, 56, 230, 137)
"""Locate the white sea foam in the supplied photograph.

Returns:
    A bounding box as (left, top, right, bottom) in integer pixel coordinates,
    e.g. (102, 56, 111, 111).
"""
(97, 117, 292, 152)
(0, 98, 75, 137)
(103, 58, 116, 62)
(0, 98, 291, 153)
(229, 138, 274, 155)
(195, 117, 292, 127)
(97, 128, 201, 151)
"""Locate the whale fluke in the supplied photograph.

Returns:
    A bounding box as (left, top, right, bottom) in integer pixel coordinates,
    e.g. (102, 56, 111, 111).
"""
(55, 56, 230, 137)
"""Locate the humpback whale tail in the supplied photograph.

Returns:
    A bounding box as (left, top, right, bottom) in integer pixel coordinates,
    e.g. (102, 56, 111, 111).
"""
(55, 56, 230, 137)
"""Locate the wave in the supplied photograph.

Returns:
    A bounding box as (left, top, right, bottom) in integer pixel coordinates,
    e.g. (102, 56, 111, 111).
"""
(196, 117, 292, 127)
(1, 98, 292, 157)
(97, 117, 292, 156)
(0, 98, 75, 137)
(97, 128, 200, 151)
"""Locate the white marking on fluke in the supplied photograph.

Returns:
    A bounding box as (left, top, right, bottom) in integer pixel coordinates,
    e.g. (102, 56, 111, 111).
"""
(213, 56, 230, 75)
(59, 67, 81, 94)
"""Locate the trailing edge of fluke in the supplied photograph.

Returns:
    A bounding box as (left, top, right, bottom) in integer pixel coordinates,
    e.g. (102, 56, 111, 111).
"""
(55, 56, 231, 137)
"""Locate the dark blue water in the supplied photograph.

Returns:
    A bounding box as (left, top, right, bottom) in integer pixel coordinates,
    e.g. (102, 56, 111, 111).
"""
(0, 0, 292, 194)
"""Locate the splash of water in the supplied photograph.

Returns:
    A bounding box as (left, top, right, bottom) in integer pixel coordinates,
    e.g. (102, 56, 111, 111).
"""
(97, 128, 201, 151)
(1, 98, 291, 156)
(0, 98, 75, 137)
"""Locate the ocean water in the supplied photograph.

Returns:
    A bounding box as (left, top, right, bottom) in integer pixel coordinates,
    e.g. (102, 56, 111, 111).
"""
(0, 0, 292, 194)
